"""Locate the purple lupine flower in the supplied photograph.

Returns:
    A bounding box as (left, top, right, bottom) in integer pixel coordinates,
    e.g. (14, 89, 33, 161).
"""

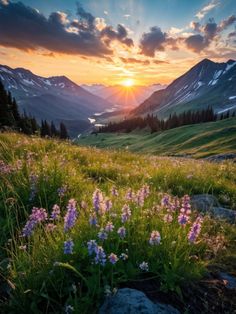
(22, 207, 48, 237)
(94, 246, 106, 266)
(180, 195, 191, 215)
(64, 239, 74, 254)
(105, 221, 114, 233)
(87, 240, 98, 255)
(161, 194, 170, 207)
(117, 226, 126, 239)
(126, 188, 134, 201)
(108, 253, 119, 264)
(188, 217, 203, 243)
(149, 231, 161, 245)
(178, 213, 189, 226)
(136, 190, 144, 207)
(139, 261, 149, 272)
(98, 228, 108, 241)
(104, 199, 112, 212)
(164, 214, 173, 223)
(51, 204, 60, 220)
(121, 204, 131, 223)
(89, 213, 97, 226)
(93, 189, 103, 211)
(142, 184, 150, 198)
(0, 160, 12, 174)
(111, 186, 118, 196)
(57, 185, 67, 198)
(64, 199, 77, 232)
(120, 253, 128, 260)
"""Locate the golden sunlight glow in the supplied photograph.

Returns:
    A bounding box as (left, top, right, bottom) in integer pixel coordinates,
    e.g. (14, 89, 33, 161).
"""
(121, 78, 135, 87)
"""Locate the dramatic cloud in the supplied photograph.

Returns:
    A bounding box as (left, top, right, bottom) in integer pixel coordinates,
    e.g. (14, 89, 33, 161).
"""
(139, 27, 167, 57)
(139, 26, 178, 57)
(0, 1, 113, 57)
(185, 34, 208, 52)
(218, 15, 236, 32)
(195, 0, 219, 20)
(120, 57, 150, 65)
(101, 24, 134, 47)
(190, 21, 201, 32)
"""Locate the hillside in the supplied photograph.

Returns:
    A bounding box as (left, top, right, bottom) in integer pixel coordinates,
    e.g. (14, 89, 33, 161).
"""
(0, 65, 112, 134)
(132, 59, 236, 118)
(77, 117, 236, 158)
(0, 133, 236, 313)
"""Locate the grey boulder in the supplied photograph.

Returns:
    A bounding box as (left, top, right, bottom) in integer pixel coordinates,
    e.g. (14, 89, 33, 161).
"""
(99, 288, 180, 314)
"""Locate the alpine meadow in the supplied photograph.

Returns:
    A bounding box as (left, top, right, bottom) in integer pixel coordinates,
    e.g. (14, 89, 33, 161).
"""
(0, 1, 236, 314)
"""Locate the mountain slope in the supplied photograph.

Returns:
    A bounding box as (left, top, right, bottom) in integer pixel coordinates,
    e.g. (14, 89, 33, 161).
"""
(77, 117, 236, 158)
(0, 65, 113, 122)
(132, 59, 236, 118)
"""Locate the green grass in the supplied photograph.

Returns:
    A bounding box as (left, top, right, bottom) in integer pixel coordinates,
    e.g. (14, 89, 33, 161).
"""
(0, 132, 236, 313)
(77, 117, 236, 158)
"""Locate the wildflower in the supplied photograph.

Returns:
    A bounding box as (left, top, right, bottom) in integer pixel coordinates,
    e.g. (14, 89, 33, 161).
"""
(188, 217, 203, 243)
(64, 239, 74, 254)
(58, 185, 67, 198)
(87, 240, 98, 255)
(19, 245, 27, 251)
(46, 223, 56, 232)
(104, 285, 112, 296)
(117, 226, 126, 239)
(51, 204, 60, 220)
(105, 221, 114, 232)
(94, 246, 106, 266)
(136, 190, 144, 207)
(161, 194, 170, 207)
(180, 195, 191, 215)
(139, 261, 149, 272)
(178, 214, 190, 226)
(93, 189, 103, 211)
(120, 253, 128, 260)
(104, 199, 112, 212)
(80, 201, 87, 209)
(98, 228, 108, 241)
(89, 213, 97, 226)
(108, 253, 119, 264)
(142, 184, 150, 198)
(64, 199, 77, 232)
(121, 204, 131, 223)
(111, 186, 118, 196)
(126, 188, 134, 201)
(149, 231, 161, 245)
(65, 305, 74, 314)
(164, 214, 173, 223)
(22, 207, 48, 237)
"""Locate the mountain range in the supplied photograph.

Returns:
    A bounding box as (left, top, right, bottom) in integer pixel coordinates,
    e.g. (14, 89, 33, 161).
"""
(81, 83, 166, 107)
(132, 59, 236, 118)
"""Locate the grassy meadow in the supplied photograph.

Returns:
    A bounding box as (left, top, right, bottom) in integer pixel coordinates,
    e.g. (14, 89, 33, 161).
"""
(77, 117, 236, 158)
(0, 132, 236, 313)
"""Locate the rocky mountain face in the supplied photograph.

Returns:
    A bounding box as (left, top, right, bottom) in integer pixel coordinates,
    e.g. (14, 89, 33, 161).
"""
(132, 59, 236, 118)
(0, 65, 113, 123)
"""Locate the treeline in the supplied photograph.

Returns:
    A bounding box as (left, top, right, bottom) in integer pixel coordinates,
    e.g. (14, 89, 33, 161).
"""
(0, 81, 69, 139)
(98, 107, 235, 134)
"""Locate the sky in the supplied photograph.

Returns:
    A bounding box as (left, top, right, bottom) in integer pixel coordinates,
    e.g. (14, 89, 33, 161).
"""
(0, 0, 236, 85)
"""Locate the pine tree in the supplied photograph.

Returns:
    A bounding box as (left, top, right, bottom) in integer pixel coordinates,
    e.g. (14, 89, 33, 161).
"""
(59, 122, 69, 139)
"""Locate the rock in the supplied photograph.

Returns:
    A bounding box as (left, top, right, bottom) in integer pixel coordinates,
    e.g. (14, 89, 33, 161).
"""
(206, 153, 236, 163)
(218, 272, 236, 290)
(191, 194, 236, 223)
(99, 288, 180, 314)
(191, 194, 220, 212)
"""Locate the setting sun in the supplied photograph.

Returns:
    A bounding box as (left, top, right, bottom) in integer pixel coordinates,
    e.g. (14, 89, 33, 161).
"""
(121, 78, 135, 87)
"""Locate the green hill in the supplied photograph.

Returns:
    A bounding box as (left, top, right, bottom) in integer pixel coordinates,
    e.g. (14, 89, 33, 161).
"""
(77, 117, 236, 158)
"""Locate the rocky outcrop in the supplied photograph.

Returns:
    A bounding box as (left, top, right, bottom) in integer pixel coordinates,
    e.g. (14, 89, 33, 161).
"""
(191, 194, 236, 223)
(99, 288, 180, 314)
(206, 153, 236, 162)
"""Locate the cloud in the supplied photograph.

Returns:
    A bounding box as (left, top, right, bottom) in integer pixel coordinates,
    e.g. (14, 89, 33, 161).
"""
(139, 26, 178, 57)
(123, 14, 131, 19)
(190, 21, 201, 32)
(195, 0, 219, 20)
(95, 17, 106, 31)
(185, 34, 209, 52)
(120, 57, 150, 65)
(101, 24, 134, 47)
(139, 27, 167, 57)
(218, 15, 236, 32)
(104, 10, 108, 15)
(0, 1, 113, 57)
